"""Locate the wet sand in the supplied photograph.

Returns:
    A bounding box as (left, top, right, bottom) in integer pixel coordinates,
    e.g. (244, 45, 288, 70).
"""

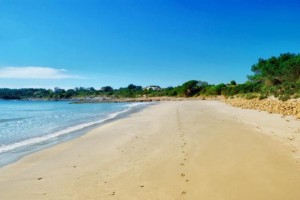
(0, 101, 300, 200)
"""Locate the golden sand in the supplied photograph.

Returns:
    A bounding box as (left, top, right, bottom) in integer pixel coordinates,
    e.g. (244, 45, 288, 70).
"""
(0, 101, 300, 200)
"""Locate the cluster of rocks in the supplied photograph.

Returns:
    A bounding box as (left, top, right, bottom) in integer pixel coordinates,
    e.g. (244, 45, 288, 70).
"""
(71, 96, 193, 104)
(224, 97, 300, 119)
(110, 97, 194, 102)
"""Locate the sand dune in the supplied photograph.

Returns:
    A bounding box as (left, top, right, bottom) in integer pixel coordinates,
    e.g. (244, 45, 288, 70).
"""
(0, 101, 300, 200)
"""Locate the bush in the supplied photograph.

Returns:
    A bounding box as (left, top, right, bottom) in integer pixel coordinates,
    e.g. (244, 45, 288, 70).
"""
(279, 94, 291, 101)
(245, 93, 258, 100)
(259, 94, 268, 100)
(293, 93, 300, 98)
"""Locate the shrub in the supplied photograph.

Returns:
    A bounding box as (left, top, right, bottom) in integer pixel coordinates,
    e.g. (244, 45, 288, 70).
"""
(245, 93, 258, 99)
(279, 94, 291, 101)
(259, 94, 268, 100)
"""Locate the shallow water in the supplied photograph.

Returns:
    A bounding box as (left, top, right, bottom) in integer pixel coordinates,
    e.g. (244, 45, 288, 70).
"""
(0, 100, 149, 167)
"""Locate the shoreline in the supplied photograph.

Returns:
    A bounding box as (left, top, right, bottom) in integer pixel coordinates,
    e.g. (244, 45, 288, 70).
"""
(1, 101, 300, 199)
(0, 102, 152, 168)
(2, 95, 300, 118)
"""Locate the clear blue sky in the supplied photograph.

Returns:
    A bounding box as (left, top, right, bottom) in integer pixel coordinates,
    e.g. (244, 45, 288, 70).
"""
(1, 0, 300, 89)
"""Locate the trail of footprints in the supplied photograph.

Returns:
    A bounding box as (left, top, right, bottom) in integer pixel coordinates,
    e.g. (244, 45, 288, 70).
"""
(179, 128, 189, 197)
(177, 108, 189, 197)
(106, 108, 191, 198)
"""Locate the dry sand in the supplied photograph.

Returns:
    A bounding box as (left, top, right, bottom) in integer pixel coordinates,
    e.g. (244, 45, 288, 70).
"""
(0, 101, 300, 200)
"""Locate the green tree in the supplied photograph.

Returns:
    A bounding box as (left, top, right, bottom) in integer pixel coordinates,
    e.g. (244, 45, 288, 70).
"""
(181, 80, 200, 97)
(101, 86, 114, 92)
(230, 80, 237, 85)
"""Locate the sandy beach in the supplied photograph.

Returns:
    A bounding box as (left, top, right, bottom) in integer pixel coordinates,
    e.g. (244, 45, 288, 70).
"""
(1, 101, 300, 200)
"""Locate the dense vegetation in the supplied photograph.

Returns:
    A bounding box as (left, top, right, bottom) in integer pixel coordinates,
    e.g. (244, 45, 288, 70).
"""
(1, 53, 299, 101)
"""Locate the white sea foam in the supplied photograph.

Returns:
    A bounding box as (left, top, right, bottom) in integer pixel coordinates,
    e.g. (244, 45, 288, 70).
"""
(125, 102, 148, 108)
(0, 102, 146, 154)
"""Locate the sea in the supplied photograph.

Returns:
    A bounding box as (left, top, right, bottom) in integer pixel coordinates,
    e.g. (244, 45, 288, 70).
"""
(0, 100, 150, 167)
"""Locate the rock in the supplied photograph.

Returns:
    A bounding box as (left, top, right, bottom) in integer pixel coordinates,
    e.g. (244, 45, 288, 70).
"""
(224, 97, 300, 119)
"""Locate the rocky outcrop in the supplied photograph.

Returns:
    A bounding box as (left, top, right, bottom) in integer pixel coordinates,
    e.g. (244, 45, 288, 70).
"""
(224, 98, 300, 119)
(71, 97, 196, 103)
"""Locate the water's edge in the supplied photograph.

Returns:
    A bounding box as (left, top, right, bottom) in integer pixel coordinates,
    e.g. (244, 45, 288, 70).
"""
(0, 102, 154, 168)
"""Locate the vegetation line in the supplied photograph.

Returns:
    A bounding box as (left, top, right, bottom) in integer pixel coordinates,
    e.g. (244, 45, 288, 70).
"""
(1, 53, 299, 101)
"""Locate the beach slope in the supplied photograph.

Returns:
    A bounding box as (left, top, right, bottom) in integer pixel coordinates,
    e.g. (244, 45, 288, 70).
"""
(0, 101, 300, 200)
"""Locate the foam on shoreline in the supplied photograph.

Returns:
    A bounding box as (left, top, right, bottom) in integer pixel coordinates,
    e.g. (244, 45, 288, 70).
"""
(0, 102, 152, 167)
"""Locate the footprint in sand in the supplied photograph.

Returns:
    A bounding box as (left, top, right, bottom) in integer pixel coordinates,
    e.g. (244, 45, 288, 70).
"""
(181, 173, 186, 177)
(182, 191, 187, 195)
(185, 179, 189, 182)
(180, 163, 184, 166)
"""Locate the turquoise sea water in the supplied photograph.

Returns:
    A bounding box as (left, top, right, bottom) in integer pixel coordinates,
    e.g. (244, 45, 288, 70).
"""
(0, 100, 149, 167)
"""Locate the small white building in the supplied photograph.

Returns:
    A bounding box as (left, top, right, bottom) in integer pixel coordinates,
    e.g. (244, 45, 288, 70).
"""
(145, 85, 161, 91)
